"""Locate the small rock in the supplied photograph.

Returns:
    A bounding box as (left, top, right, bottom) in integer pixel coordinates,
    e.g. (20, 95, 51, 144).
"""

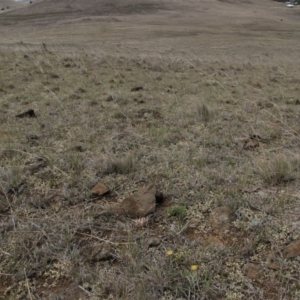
(283, 240, 300, 259)
(134, 98, 144, 104)
(251, 82, 262, 89)
(16, 109, 36, 118)
(244, 263, 263, 280)
(49, 73, 59, 79)
(76, 88, 86, 93)
(73, 145, 85, 152)
(210, 206, 235, 231)
(106, 95, 114, 101)
(91, 183, 110, 196)
(116, 185, 156, 218)
(69, 94, 80, 100)
(131, 86, 143, 92)
(266, 253, 280, 270)
(147, 237, 161, 248)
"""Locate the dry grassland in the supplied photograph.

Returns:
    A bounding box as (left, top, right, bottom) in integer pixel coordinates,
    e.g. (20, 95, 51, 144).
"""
(0, 0, 300, 299)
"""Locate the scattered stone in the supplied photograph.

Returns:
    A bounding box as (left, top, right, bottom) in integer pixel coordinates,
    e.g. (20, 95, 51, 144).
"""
(106, 95, 114, 101)
(131, 86, 143, 92)
(249, 134, 267, 143)
(116, 185, 156, 218)
(16, 109, 36, 118)
(52, 86, 60, 92)
(264, 101, 273, 108)
(76, 87, 86, 93)
(210, 205, 235, 231)
(84, 243, 113, 262)
(244, 263, 263, 280)
(283, 240, 300, 259)
(251, 82, 262, 89)
(49, 73, 59, 79)
(134, 97, 144, 104)
(26, 133, 39, 141)
(147, 237, 161, 248)
(64, 63, 72, 68)
(266, 253, 280, 270)
(73, 145, 85, 152)
(69, 93, 81, 100)
(91, 183, 110, 197)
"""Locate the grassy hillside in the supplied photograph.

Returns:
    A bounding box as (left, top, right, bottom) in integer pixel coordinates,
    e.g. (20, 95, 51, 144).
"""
(0, 43, 299, 299)
(0, 0, 300, 299)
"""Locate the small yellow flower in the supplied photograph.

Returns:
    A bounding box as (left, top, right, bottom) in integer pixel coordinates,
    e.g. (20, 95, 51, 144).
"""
(166, 250, 174, 256)
(190, 265, 198, 271)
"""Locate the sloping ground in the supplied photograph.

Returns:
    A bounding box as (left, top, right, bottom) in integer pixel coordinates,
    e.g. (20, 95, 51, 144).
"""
(2, 0, 299, 23)
(0, 0, 300, 299)
(3, 0, 169, 17)
(0, 45, 300, 300)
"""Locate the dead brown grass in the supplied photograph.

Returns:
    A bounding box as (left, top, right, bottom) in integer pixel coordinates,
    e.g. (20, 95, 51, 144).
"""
(0, 45, 299, 299)
(0, 0, 300, 297)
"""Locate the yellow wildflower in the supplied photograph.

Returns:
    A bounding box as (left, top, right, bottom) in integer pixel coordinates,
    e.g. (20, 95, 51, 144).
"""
(190, 265, 198, 271)
(166, 250, 174, 256)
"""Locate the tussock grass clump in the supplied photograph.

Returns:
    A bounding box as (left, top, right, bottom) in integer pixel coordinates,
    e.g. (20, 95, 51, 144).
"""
(167, 205, 187, 219)
(104, 155, 137, 175)
(0, 167, 23, 194)
(196, 102, 211, 122)
(257, 155, 295, 186)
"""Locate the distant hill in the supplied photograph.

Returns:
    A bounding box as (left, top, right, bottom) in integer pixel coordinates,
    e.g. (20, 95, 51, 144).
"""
(5, 0, 167, 17)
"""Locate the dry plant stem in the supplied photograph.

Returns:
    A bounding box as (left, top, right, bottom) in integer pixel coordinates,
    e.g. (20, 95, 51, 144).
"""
(24, 268, 33, 300)
(0, 249, 12, 256)
(176, 221, 190, 235)
(77, 232, 135, 245)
